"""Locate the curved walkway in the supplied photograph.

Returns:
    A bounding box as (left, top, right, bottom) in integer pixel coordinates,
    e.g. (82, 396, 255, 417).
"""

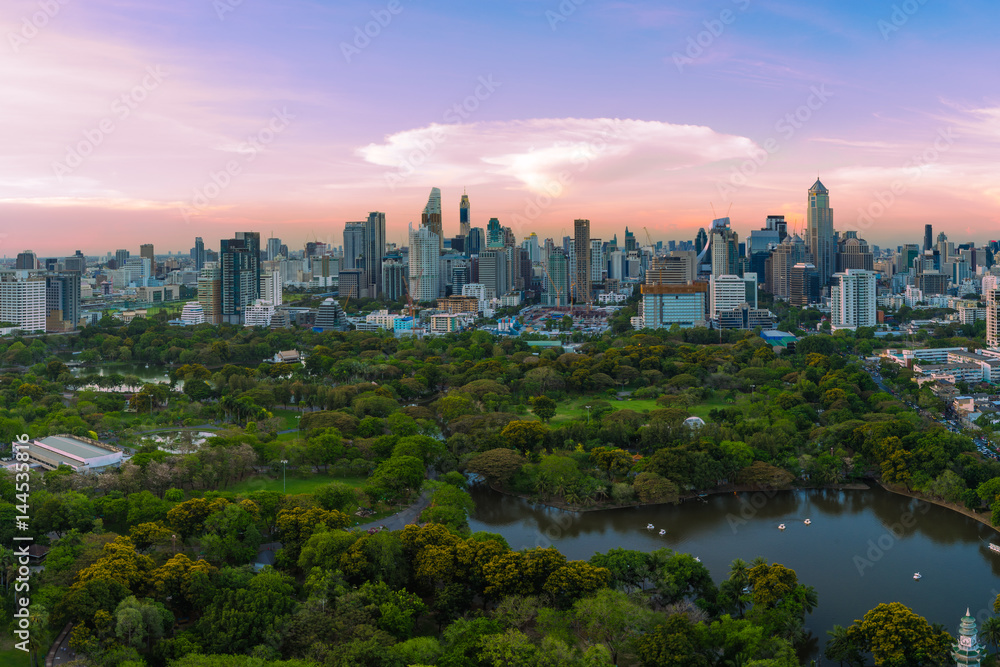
(352, 490, 432, 532)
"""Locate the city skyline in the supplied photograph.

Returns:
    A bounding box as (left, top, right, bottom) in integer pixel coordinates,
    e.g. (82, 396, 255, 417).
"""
(4, 0, 999, 252)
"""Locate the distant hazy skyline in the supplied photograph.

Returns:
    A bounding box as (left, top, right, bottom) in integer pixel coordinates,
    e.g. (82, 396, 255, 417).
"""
(3, 0, 999, 254)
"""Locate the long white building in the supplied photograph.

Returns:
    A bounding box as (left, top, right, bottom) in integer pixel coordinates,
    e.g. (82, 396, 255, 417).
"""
(831, 269, 877, 331)
(710, 274, 757, 318)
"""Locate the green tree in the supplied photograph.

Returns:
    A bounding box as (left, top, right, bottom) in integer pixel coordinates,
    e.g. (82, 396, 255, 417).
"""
(530, 395, 558, 423)
(845, 602, 952, 666)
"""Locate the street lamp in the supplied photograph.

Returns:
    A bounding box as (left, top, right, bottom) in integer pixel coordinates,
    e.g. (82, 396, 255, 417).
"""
(281, 459, 288, 494)
(585, 405, 591, 423)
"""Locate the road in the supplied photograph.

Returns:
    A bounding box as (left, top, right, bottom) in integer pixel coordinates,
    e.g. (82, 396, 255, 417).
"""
(353, 490, 432, 532)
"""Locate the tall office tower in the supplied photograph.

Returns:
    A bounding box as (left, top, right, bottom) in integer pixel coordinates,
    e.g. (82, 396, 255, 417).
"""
(830, 269, 877, 331)
(924, 224, 933, 252)
(543, 249, 570, 306)
(408, 223, 441, 303)
(573, 219, 591, 303)
(15, 251, 36, 270)
(478, 250, 508, 299)
(220, 232, 261, 325)
(140, 244, 154, 263)
(194, 237, 205, 271)
(710, 274, 757, 318)
(459, 191, 471, 237)
(896, 244, 920, 274)
(522, 233, 540, 264)
(764, 234, 807, 298)
(806, 179, 836, 286)
(365, 212, 387, 296)
(694, 228, 708, 255)
(343, 222, 366, 270)
(748, 216, 787, 283)
(486, 218, 504, 249)
(836, 231, 875, 272)
(624, 227, 637, 253)
(421, 187, 443, 252)
(115, 249, 129, 269)
(709, 218, 740, 278)
(260, 272, 282, 306)
(382, 261, 407, 302)
(466, 227, 484, 257)
(452, 264, 470, 294)
(988, 288, 1000, 348)
(590, 239, 605, 284)
(0, 271, 46, 332)
(542, 238, 555, 269)
(44, 272, 81, 331)
(519, 249, 533, 292)
(266, 236, 282, 261)
(646, 251, 697, 285)
(790, 263, 820, 306)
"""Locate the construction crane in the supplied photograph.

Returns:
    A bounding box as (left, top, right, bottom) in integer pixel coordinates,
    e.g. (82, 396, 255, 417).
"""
(643, 227, 655, 250)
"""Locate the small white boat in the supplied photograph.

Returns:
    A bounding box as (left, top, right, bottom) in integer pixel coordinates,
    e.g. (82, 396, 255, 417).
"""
(659, 529, 666, 536)
(646, 523, 654, 530)
(913, 572, 922, 580)
(694, 557, 701, 562)
(778, 523, 786, 530)
(989, 543, 1000, 554)
(804, 519, 811, 525)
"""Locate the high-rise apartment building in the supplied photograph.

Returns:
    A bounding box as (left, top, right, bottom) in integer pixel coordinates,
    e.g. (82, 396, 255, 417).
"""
(422, 187, 443, 252)
(987, 288, 1000, 349)
(0, 271, 46, 333)
(790, 263, 820, 306)
(44, 272, 81, 331)
(220, 232, 260, 325)
(831, 269, 877, 331)
(198, 265, 222, 325)
(459, 191, 471, 237)
(573, 219, 591, 303)
(590, 239, 605, 284)
(806, 179, 836, 286)
(260, 272, 282, 306)
(343, 222, 366, 270)
(115, 249, 129, 269)
(709, 217, 740, 278)
(764, 234, 807, 299)
(924, 224, 933, 252)
(408, 223, 440, 303)
(140, 244, 154, 263)
(478, 250, 508, 300)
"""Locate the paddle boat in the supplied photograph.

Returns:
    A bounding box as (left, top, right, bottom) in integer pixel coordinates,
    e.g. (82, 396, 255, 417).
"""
(913, 572, 922, 580)
(659, 529, 666, 536)
(778, 523, 786, 530)
(804, 519, 811, 525)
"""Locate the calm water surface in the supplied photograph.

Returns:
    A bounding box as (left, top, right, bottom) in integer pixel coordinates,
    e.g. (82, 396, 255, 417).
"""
(469, 485, 1000, 656)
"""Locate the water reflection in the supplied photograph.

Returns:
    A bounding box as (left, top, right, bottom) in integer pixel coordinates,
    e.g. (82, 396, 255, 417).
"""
(470, 484, 1000, 660)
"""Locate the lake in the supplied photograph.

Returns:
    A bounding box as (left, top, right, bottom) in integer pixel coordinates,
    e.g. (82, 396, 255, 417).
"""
(469, 484, 1000, 658)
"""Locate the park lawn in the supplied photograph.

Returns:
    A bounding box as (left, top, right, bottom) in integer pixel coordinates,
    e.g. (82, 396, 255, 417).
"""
(273, 431, 301, 442)
(227, 473, 366, 496)
(0, 648, 26, 667)
(271, 408, 303, 431)
(544, 396, 663, 425)
(687, 396, 734, 419)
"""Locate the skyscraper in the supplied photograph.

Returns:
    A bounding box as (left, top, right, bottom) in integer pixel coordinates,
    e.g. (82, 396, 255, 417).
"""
(194, 237, 205, 271)
(467, 227, 484, 257)
(343, 222, 366, 270)
(140, 244, 154, 262)
(365, 212, 387, 296)
(486, 218, 504, 249)
(543, 249, 569, 306)
(695, 228, 708, 255)
(806, 179, 836, 286)
(220, 232, 261, 325)
(836, 231, 874, 272)
(266, 236, 282, 261)
(924, 224, 933, 252)
(573, 218, 591, 303)
(0, 271, 46, 332)
(709, 218, 740, 278)
(459, 191, 471, 237)
(831, 269, 876, 331)
(15, 251, 36, 270)
(44, 272, 81, 331)
(408, 223, 440, 303)
(115, 249, 129, 269)
(422, 187, 443, 252)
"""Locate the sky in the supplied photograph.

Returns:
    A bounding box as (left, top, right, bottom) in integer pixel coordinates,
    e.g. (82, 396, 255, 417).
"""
(1, 0, 998, 255)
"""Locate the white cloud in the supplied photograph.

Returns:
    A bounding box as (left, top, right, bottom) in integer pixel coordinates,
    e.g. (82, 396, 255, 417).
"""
(357, 117, 759, 194)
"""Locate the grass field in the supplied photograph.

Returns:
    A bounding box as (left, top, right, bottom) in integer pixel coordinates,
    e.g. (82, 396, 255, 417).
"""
(529, 394, 730, 425)
(227, 473, 366, 496)
(271, 408, 303, 431)
(0, 648, 27, 667)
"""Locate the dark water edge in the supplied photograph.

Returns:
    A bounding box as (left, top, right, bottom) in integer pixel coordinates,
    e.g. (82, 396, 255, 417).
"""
(469, 484, 1000, 661)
